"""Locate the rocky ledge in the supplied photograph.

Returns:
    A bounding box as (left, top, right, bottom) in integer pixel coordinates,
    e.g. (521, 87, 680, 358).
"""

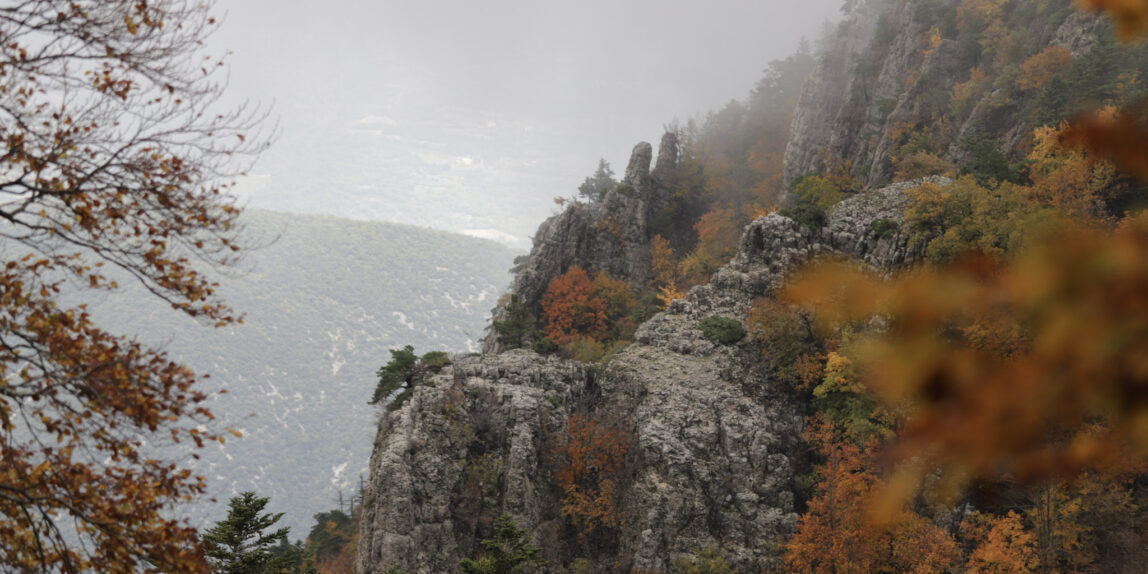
(357, 178, 938, 573)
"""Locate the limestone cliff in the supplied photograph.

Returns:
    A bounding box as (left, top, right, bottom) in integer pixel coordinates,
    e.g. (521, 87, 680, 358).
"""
(782, 0, 1105, 194)
(356, 178, 938, 573)
(482, 133, 679, 354)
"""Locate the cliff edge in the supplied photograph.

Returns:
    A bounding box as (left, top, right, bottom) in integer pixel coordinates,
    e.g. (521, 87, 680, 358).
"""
(356, 178, 939, 573)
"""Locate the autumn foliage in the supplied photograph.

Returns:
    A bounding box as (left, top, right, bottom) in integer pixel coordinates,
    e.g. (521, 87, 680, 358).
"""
(539, 266, 638, 357)
(784, 420, 961, 574)
(678, 207, 744, 286)
(541, 266, 607, 346)
(555, 415, 630, 539)
(307, 509, 359, 574)
(649, 235, 677, 288)
(780, 4, 1148, 570)
(0, 1, 265, 571)
(1017, 46, 1074, 92)
(961, 511, 1039, 573)
(785, 211, 1148, 503)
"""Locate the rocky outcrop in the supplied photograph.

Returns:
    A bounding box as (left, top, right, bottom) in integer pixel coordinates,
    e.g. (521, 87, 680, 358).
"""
(781, 2, 882, 193)
(357, 179, 935, 573)
(355, 351, 593, 574)
(1052, 11, 1109, 57)
(782, 1, 969, 192)
(482, 135, 680, 353)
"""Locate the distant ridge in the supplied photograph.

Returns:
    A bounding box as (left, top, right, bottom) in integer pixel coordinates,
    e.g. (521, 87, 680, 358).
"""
(83, 208, 519, 535)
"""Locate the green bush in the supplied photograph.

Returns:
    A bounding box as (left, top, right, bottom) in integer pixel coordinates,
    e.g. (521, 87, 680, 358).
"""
(577, 159, 616, 202)
(793, 174, 848, 211)
(778, 204, 827, 230)
(700, 316, 746, 345)
(421, 351, 451, 372)
(963, 137, 1018, 187)
(672, 546, 734, 574)
(492, 294, 535, 349)
(566, 337, 606, 363)
(631, 290, 664, 325)
(533, 337, 559, 354)
(870, 218, 900, 239)
(459, 513, 544, 574)
(372, 347, 452, 407)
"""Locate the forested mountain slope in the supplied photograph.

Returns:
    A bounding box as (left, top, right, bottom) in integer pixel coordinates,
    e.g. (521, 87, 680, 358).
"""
(783, 0, 1142, 189)
(354, 0, 1148, 572)
(83, 209, 517, 534)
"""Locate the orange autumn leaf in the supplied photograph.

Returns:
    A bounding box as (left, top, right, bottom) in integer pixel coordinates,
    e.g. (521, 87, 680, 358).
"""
(1077, 0, 1148, 41)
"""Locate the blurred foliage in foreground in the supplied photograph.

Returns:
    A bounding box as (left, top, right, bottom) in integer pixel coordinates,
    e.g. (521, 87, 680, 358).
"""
(776, 2, 1148, 572)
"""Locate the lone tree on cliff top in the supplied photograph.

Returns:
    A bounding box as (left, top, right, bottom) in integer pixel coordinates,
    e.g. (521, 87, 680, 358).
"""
(0, 1, 266, 572)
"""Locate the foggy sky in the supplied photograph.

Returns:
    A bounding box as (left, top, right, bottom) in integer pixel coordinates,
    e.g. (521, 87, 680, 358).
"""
(213, 1, 843, 246)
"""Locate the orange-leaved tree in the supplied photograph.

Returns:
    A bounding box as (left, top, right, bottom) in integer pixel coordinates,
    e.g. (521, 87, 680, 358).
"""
(784, 420, 960, 574)
(540, 266, 606, 345)
(961, 510, 1039, 574)
(555, 415, 630, 540)
(590, 271, 637, 342)
(678, 207, 743, 286)
(649, 234, 677, 289)
(0, 1, 266, 572)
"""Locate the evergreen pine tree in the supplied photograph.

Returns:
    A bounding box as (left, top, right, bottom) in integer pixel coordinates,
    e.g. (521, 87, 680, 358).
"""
(203, 492, 297, 574)
(493, 295, 536, 349)
(369, 346, 418, 405)
(459, 513, 545, 574)
(577, 159, 617, 202)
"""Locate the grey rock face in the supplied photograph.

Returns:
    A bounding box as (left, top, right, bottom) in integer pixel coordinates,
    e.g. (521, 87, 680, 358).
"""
(482, 135, 679, 354)
(607, 339, 802, 571)
(359, 180, 933, 572)
(623, 141, 653, 190)
(780, 1, 882, 195)
(648, 132, 679, 225)
(1052, 11, 1107, 57)
(356, 350, 593, 574)
(650, 131, 679, 184)
(728, 178, 941, 298)
(782, 2, 962, 193)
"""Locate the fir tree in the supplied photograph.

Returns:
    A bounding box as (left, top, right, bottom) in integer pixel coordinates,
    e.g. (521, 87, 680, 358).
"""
(577, 159, 617, 202)
(493, 295, 536, 349)
(203, 492, 297, 574)
(459, 513, 545, 574)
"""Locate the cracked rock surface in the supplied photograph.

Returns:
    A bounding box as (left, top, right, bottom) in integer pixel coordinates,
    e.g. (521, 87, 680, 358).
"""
(358, 180, 932, 573)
